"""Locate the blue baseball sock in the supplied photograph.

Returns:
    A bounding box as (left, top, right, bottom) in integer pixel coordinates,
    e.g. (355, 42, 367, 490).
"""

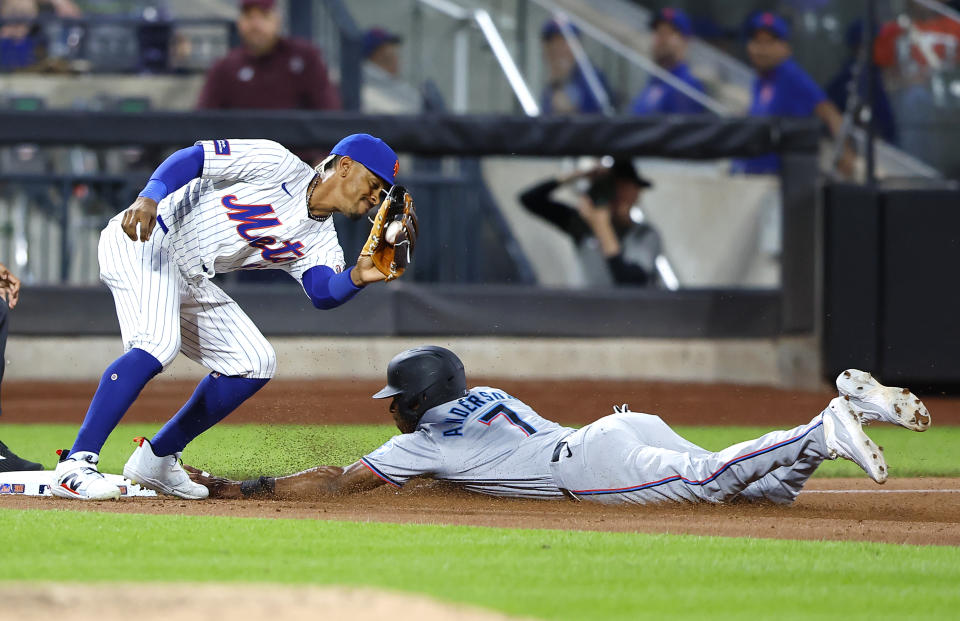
(149, 374, 269, 457)
(71, 348, 163, 456)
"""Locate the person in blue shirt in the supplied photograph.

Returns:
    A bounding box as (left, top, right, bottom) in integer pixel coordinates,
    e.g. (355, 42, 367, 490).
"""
(539, 19, 614, 115)
(733, 12, 852, 175)
(631, 7, 707, 115)
(825, 20, 898, 145)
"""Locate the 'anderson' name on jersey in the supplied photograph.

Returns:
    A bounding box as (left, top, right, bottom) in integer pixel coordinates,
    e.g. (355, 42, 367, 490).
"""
(360, 387, 575, 498)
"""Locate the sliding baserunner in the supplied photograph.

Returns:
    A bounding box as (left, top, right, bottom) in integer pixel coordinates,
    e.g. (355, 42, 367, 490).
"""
(188, 347, 931, 504)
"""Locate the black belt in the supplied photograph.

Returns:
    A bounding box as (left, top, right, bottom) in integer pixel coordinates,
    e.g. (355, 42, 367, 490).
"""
(551, 439, 571, 463)
(551, 438, 579, 502)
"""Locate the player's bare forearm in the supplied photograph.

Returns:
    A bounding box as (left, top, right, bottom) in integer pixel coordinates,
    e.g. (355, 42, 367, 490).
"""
(351, 256, 388, 285)
(280, 462, 384, 498)
(186, 461, 384, 500)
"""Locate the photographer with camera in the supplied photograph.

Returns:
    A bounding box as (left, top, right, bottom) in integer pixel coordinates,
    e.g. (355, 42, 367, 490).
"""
(518, 159, 661, 287)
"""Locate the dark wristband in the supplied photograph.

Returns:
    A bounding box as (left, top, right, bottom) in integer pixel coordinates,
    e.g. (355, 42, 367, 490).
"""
(239, 476, 276, 497)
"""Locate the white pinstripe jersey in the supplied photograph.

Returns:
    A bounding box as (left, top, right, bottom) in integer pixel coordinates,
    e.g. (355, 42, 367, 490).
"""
(156, 139, 345, 282)
(360, 387, 575, 498)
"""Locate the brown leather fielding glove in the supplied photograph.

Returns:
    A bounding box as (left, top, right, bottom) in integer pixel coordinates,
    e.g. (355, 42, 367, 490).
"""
(360, 185, 418, 281)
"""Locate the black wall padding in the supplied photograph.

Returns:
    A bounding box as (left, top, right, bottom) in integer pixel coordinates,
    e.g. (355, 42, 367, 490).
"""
(0, 112, 819, 157)
(21, 284, 781, 338)
(823, 183, 960, 386)
(822, 184, 881, 375)
(881, 190, 960, 383)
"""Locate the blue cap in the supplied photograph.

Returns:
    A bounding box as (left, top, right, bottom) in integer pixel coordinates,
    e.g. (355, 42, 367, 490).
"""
(541, 18, 581, 40)
(652, 7, 693, 37)
(331, 133, 399, 185)
(747, 12, 790, 40)
(362, 27, 402, 58)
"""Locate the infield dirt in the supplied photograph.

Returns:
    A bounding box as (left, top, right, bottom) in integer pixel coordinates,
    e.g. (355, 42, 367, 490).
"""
(6, 377, 960, 427)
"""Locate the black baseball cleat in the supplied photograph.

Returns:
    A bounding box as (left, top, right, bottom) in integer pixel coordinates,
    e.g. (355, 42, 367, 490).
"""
(0, 440, 44, 472)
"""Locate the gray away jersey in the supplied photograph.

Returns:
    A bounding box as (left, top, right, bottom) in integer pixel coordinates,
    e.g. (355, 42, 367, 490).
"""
(155, 139, 345, 283)
(360, 387, 575, 498)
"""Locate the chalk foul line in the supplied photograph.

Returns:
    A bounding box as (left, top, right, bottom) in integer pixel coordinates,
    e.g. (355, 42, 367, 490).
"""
(805, 489, 960, 494)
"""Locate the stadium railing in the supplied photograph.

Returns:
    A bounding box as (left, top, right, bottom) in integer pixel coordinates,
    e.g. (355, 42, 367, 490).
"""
(0, 110, 818, 339)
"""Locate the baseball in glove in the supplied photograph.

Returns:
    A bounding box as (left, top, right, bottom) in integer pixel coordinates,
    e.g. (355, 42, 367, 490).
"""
(360, 184, 418, 281)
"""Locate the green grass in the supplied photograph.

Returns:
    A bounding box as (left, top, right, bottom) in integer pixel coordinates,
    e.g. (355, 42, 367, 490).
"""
(2, 423, 958, 478)
(2, 423, 959, 619)
(1, 509, 959, 620)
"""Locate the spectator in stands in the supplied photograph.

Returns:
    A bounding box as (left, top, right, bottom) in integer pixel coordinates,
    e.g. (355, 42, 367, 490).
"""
(197, 0, 341, 112)
(364, 27, 400, 78)
(540, 18, 614, 115)
(0, 262, 42, 473)
(874, 4, 960, 82)
(0, 0, 44, 71)
(872, 4, 960, 162)
(361, 27, 423, 114)
(733, 11, 852, 176)
(36, 0, 80, 17)
(519, 160, 661, 287)
(631, 7, 707, 115)
(825, 20, 897, 145)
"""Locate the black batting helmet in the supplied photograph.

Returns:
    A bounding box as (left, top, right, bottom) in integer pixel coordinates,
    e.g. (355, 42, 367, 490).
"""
(372, 346, 467, 425)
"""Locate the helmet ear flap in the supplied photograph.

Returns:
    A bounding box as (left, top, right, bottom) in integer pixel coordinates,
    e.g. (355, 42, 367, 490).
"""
(396, 391, 426, 424)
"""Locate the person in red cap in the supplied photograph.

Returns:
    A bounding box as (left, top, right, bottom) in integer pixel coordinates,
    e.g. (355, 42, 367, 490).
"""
(197, 0, 340, 114)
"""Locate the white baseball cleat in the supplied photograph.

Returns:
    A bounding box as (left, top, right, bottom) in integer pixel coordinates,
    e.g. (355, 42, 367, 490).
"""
(836, 369, 931, 431)
(52, 451, 121, 500)
(822, 398, 888, 484)
(123, 437, 209, 500)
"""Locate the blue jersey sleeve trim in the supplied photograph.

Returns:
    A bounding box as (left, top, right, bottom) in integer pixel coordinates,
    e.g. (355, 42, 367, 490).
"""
(138, 145, 205, 203)
(302, 265, 363, 310)
(359, 458, 403, 488)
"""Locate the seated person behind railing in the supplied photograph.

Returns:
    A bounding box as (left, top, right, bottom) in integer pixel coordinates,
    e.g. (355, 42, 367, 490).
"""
(361, 27, 424, 114)
(732, 12, 853, 177)
(539, 18, 614, 115)
(198, 0, 340, 113)
(519, 160, 660, 287)
(631, 7, 706, 115)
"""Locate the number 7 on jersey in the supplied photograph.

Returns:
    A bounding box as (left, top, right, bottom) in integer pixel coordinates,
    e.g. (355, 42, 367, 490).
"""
(478, 404, 537, 436)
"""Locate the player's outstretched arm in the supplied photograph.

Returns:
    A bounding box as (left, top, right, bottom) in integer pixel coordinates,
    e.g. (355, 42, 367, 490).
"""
(123, 144, 205, 241)
(184, 461, 385, 501)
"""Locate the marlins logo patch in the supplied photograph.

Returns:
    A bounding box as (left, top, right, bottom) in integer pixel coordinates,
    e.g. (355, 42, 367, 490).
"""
(214, 139, 231, 155)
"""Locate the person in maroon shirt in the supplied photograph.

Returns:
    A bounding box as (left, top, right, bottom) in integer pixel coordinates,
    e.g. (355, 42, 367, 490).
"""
(197, 0, 341, 112)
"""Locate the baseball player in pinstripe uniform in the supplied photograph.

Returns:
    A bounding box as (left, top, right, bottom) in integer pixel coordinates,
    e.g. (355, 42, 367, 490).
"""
(54, 134, 409, 501)
(189, 347, 931, 505)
